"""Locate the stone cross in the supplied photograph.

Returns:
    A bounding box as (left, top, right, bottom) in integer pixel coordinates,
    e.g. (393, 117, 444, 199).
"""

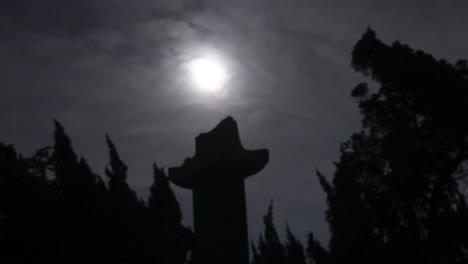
(169, 117, 269, 264)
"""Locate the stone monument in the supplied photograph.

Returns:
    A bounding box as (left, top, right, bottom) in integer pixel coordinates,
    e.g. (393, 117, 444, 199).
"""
(169, 116, 269, 264)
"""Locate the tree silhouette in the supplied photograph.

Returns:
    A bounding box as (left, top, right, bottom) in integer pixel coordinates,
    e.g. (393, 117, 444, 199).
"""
(306, 232, 329, 264)
(52, 120, 80, 196)
(148, 163, 192, 264)
(252, 202, 287, 264)
(252, 203, 313, 264)
(0, 122, 193, 263)
(285, 226, 306, 264)
(148, 163, 182, 228)
(52, 120, 104, 263)
(105, 135, 139, 205)
(104, 135, 146, 263)
(0, 141, 64, 263)
(310, 28, 468, 264)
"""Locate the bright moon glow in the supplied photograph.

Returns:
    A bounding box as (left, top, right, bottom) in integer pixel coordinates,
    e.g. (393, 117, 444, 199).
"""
(188, 57, 228, 93)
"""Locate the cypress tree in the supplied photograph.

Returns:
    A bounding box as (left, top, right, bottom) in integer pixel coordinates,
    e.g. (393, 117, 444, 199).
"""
(104, 135, 141, 263)
(105, 135, 138, 204)
(253, 202, 286, 264)
(148, 163, 182, 225)
(148, 162, 191, 264)
(285, 226, 306, 264)
(52, 120, 79, 196)
(306, 232, 329, 264)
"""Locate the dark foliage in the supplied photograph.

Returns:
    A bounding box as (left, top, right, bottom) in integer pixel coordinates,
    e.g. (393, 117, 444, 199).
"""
(306, 232, 329, 264)
(252, 203, 308, 264)
(148, 163, 193, 264)
(285, 226, 307, 264)
(0, 121, 192, 263)
(307, 28, 468, 264)
(253, 28, 468, 264)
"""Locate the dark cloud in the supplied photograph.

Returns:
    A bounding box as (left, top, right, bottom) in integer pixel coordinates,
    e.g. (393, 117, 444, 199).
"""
(1, 0, 468, 245)
(1, 0, 99, 35)
(0, 0, 200, 33)
(0, 0, 206, 64)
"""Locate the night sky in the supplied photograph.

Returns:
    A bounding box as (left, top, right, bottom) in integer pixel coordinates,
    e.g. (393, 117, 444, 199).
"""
(2, 0, 468, 244)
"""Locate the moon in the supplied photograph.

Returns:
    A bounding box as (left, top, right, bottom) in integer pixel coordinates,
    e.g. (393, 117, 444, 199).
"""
(188, 56, 229, 93)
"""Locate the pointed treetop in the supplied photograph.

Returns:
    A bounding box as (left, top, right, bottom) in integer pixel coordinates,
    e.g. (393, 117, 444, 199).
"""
(364, 26, 376, 37)
(52, 120, 79, 187)
(149, 162, 182, 224)
(306, 232, 329, 264)
(52, 119, 77, 163)
(263, 201, 278, 239)
(285, 226, 306, 264)
(285, 224, 294, 241)
(53, 119, 66, 133)
(105, 134, 128, 183)
(255, 201, 286, 264)
(261, 200, 283, 249)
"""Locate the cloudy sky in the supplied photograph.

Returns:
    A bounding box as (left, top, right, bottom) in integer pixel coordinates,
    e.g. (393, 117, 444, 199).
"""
(1, 0, 468, 244)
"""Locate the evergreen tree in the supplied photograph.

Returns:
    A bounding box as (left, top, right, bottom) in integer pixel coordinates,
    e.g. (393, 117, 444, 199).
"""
(104, 135, 142, 263)
(0, 142, 63, 263)
(317, 28, 468, 264)
(306, 232, 329, 264)
(105, 134, 138, 204)
(52, 120, 80, 196)
(148, 162, 192, 264)
(1, 124, 194, 263)
(253, 202, 286, 264)
(251, 242, 263, 264)
(52, 120, 104, 263)
(148, 163, 182, 225)
(285, 226, 306, 264)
